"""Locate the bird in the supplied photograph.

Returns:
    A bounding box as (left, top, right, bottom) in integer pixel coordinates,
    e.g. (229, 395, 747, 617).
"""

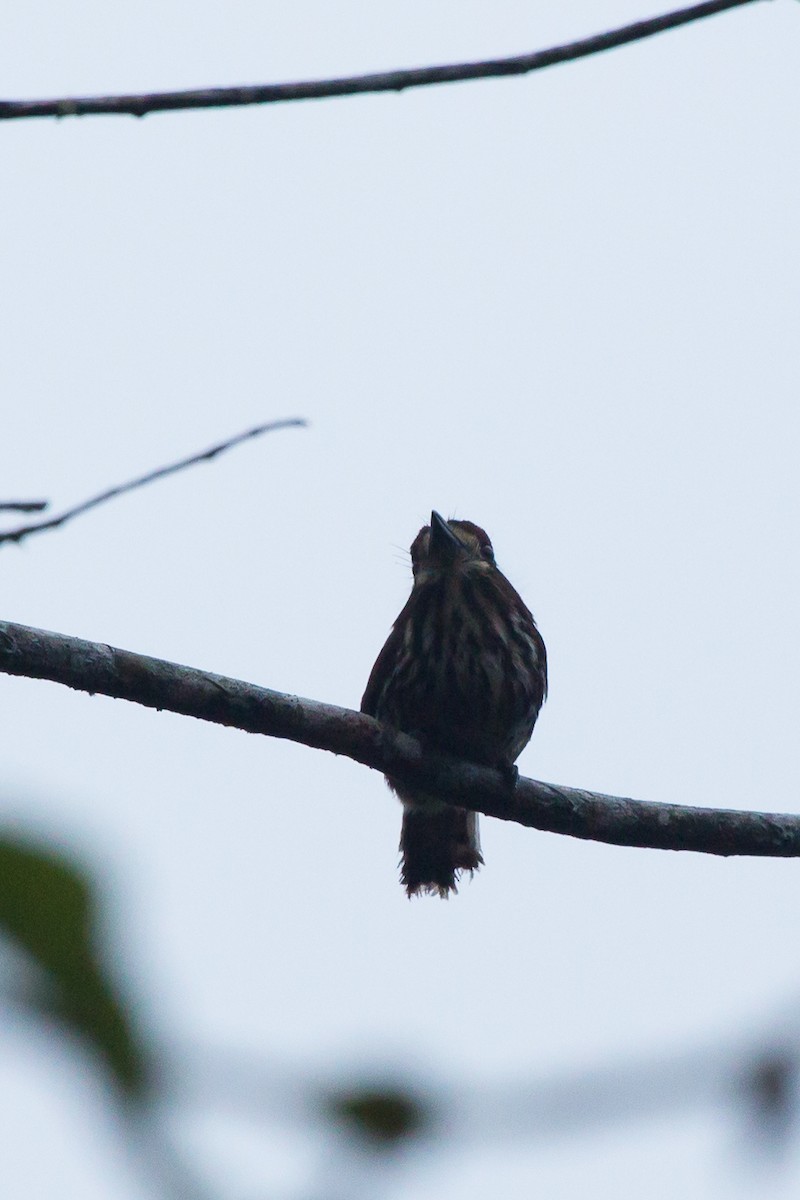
(361, 512, 547, 897)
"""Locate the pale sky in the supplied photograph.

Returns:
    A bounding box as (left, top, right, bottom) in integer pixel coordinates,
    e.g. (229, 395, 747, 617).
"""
(2, 1, 800, 1197)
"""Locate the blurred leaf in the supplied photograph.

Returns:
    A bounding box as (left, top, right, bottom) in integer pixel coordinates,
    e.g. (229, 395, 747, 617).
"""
(751, 1055, 793, 1117)
(0, 837, 148, 1096)
(739, 1049, 796, 1155)
(328, 1085, 429, 1147)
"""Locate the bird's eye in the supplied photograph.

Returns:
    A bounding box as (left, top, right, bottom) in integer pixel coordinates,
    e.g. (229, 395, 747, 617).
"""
(481, 542, 495, 562)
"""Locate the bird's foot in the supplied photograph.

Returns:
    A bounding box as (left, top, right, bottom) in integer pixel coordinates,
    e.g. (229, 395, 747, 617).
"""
(500, 763, 519, 790)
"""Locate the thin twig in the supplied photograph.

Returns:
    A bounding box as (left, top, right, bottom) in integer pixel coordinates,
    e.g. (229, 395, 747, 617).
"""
(0, 0, 763, 123)
(0, 502, 48, 513)
(0, 420, 306, 547)
(0, 618, 798, 859)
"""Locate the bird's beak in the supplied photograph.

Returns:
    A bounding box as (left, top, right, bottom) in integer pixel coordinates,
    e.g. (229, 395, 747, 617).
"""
(429, 511, 464, 563)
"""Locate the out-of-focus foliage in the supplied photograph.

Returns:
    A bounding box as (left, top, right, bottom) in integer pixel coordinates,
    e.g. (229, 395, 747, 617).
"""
(740, 1050, 798, 1153)
(0, 836, 148, 1096)
(327, 1084, 431, 1147)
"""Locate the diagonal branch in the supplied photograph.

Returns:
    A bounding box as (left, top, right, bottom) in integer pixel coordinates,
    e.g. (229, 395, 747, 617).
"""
(0, 419, 306, 548)
(0, 618, 798, 858)
(0, 0, 763, 123)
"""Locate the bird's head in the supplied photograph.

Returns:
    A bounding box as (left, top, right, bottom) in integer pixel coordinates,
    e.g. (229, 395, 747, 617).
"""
(410, 511, 496, 582)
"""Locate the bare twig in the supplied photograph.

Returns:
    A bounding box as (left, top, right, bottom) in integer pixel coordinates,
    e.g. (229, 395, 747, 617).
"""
(0, 420, 306, 547)
(0, 0, 763, 123)
(1, 618, 798, 858)
(0, 502, 48, 513)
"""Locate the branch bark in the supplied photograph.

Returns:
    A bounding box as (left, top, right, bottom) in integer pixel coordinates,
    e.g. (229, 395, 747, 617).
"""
(0, 0, 763, 123)
(0, 420, 305, 548)
(1, 619, 797, 858)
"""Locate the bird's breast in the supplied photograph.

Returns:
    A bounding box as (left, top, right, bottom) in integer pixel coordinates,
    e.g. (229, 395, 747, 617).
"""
(386, 574, 542, 763)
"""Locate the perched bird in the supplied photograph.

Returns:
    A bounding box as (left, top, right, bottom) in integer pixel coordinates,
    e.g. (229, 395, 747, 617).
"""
(361, 512, 547, 897)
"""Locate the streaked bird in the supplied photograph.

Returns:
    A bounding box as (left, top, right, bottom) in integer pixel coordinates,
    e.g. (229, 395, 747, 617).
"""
(362, 512, 547, 897)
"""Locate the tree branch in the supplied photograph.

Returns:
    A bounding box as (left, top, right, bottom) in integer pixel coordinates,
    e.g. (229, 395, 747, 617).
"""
(0, 0, 763, 123)
(165, 1034, 794, 1149)
(0, 502, 48, 514)
(0, 420, 306, 547)
(1, 618, 797, 858)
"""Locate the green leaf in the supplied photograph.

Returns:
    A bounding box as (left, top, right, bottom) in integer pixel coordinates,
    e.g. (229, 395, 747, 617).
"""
(327, 1085, 430, 1147)
(0, 837, 148, 1096)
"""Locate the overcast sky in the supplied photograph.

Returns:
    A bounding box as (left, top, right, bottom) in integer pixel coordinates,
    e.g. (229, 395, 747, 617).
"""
(3, 1, 800, 1197)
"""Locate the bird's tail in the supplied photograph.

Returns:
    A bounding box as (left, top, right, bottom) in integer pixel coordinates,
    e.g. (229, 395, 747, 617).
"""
(400, 805, 483, 898)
